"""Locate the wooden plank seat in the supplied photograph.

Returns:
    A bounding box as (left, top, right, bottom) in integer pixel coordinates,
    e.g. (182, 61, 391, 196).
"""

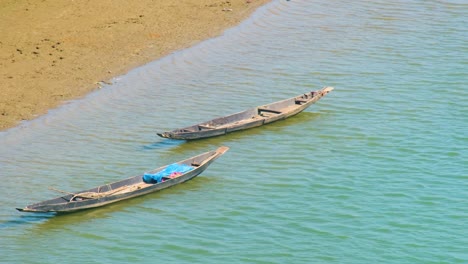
(198, 124, 216, 130)
(258, 108, 282, 114)
(295, 99, 308, 104)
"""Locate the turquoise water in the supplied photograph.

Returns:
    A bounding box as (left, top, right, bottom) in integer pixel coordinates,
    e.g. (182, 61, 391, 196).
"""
(1, 0, 467, 263)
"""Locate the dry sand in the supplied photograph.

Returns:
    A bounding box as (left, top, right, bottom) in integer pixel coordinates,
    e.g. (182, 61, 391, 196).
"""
(0, 0, 270, 130)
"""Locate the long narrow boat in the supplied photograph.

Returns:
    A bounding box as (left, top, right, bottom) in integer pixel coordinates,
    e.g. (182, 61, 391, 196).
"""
(17, 146, 229, 213)
(157, 87, 334, 140)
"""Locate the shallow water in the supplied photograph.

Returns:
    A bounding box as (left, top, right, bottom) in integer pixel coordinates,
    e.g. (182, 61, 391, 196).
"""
(1, 0, 467, 263)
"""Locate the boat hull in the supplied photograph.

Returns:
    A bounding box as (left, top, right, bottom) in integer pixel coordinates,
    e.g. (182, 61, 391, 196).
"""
(17, 147, 229, 213)
(157, 87, 333, 140)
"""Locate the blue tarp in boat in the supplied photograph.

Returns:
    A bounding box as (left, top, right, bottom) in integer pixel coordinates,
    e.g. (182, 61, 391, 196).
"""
(142, 163, 194, 184)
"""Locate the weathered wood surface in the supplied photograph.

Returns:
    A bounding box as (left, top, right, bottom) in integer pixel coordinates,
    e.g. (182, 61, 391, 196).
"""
(157, 87, 334, 140)
(17, 146, 229, 213)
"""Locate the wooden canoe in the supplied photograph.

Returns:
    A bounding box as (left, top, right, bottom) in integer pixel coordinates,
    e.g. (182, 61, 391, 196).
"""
(17, 146, 229, 213)
(157, 87, 334, 140)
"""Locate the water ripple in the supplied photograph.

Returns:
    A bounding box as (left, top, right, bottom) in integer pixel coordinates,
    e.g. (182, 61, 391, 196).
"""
(1, 0, 467, 263)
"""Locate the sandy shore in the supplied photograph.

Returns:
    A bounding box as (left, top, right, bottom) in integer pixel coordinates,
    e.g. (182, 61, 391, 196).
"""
(0, 0, 270, 130)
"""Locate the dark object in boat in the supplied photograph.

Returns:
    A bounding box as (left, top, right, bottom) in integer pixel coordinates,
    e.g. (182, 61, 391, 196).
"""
(157, 87, 334, 140)
(16, 146, 229, 213)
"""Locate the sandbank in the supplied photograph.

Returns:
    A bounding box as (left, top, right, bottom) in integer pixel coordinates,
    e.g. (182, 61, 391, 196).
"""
(0, 0, 270, 130)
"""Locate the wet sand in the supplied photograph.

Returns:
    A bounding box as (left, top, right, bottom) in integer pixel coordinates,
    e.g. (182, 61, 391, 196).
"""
(0, 0, 270, 130)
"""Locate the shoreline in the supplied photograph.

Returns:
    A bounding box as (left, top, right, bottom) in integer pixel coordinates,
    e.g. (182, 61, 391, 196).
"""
(0, 0, 270, 130)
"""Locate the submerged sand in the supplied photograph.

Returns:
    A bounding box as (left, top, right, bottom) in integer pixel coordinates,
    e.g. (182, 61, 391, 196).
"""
(0, 0, 270, 130)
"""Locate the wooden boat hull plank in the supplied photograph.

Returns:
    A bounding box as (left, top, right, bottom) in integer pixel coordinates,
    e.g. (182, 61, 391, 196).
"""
(17, 146, 229, 213)
(157, 87, 334, 140)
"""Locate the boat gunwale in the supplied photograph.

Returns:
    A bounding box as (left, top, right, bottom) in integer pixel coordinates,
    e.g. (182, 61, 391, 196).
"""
(17, 146, 229, 213)
(157, 87, 334, 140)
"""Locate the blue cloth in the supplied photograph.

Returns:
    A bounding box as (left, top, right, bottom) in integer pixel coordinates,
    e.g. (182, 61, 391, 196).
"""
(142, 163, 193, 183)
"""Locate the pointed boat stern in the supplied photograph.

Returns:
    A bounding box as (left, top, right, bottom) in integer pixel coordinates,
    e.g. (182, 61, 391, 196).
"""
(157, 132, 170, 138)
(16, 207, 46, 213)
(322, 86, 334, 93)
(216, 146, 230, 155)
